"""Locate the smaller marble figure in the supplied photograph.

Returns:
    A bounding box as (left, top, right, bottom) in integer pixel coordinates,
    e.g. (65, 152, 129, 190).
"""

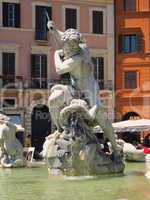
(0, 114, 24, 168)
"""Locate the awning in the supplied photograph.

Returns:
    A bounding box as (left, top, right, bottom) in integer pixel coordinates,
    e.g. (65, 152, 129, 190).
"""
(112, 119, 150, 133)
(94, 119, 150, 133)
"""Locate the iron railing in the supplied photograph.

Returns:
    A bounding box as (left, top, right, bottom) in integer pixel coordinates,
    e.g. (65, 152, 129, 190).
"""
(0, 76, 113, 91)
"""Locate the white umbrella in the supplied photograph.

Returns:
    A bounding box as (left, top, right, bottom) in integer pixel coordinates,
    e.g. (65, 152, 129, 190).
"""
(94, 119, 150, 133)
(113, 119, 150, 132)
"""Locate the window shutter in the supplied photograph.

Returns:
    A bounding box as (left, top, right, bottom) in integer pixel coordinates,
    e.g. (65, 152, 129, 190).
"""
(118, 35, 123, 53)
(31, 55, 36, 78)
(99, 11, 103, 34)
(92, 11, 103, 34)
(35, 6, 51, 40)
(2, 53, 7, 75)
(45, 7, 52, 30)
(2, 53, 15, 76)
(36, 6, 51, 30)
(91, 57, 97, 79)
(41, 55, 47, 78)
(9, 53, 15, 75)
(35, 6, 42, 31)
(65, 8, 77, 29)
(98, 58, 104, 81)
(136, 35, 141, 52)
(3, 3, 8, 26)
(15, 4, 20, 28)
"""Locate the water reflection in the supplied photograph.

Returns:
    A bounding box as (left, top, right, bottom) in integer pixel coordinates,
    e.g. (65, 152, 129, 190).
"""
(0, 168, 12, 177)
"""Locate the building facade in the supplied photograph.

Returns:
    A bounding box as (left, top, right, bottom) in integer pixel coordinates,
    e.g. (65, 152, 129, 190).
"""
(115, 0, 150, 121)
(0, 0, 114, 150)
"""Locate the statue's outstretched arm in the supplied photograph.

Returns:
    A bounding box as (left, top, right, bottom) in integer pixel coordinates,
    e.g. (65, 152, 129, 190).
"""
(55, 50, 82, 75)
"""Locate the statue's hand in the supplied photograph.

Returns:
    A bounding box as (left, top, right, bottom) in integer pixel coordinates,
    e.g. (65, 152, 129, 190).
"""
(47, 21, 56, 32)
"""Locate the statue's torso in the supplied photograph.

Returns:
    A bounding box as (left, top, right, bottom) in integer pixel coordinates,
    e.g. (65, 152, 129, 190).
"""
(68, 48, 100, 106)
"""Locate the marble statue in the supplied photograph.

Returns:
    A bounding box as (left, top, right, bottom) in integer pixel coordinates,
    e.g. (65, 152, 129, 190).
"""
(42, 21, 125, 176)
(0, 114, 24, 168)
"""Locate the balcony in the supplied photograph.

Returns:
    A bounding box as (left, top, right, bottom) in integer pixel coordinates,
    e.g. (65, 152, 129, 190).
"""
(0, 76, 114, 92)
(0, 75, 23, 89)
(29, 78, 47, 89)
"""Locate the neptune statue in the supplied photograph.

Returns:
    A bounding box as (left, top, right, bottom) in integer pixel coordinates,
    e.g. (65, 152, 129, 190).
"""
(42, 21, 125, 176)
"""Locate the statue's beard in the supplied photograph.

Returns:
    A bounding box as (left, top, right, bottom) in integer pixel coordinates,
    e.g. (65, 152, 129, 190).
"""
(63, 43, 81, 59)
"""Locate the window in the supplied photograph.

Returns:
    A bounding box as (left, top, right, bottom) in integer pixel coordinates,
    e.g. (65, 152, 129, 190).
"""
(65, 8, 77, 29)
(2, 52, 15, 87)
(35, 6, 52, 40)
(124, 0, 136, 11)
(3, 3, 20, 27)
(2, 98, 16, 108)
(60, 73, 70, 85)
(92, 10, 103, 34)
(92, 57, 104, 89)
(124, 71, 137, 89)
(121, 35, 140, 53)
(31, 54, 47, 89)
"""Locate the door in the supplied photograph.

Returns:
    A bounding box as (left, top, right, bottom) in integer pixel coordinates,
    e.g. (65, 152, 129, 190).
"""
(31, 105, 51, 155)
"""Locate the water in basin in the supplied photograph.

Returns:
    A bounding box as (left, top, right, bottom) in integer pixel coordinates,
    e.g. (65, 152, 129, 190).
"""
(0, 162, 150, 200)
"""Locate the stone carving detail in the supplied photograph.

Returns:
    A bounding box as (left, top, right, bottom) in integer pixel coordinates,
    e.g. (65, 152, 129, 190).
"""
(42, 21, 125, 176)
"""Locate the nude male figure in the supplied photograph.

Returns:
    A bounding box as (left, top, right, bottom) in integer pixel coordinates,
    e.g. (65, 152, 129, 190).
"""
(47, 21, 119, 154)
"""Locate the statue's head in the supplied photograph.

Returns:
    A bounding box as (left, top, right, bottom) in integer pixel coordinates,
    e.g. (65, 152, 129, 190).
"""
(61, 29, 85, 58)
(61, 29, 83, 43)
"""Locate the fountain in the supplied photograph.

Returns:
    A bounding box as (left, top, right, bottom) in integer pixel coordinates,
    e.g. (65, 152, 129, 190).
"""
(42, 21, 125, 176)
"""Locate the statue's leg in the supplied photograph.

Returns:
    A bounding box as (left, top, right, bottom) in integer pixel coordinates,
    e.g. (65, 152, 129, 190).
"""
(90, 105, 119, 153)
(48, 85, 72, 132)
(48, 91, 64, 131)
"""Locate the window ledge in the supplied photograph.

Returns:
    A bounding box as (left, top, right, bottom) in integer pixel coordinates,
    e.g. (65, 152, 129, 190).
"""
(35, 40, 49, 45)
(119, 52, 141, 56)
(122, 88, 140, 92)
(0, 26, 21, 30)
(0, 27, 34, 32)
(84, 33, 106, 37)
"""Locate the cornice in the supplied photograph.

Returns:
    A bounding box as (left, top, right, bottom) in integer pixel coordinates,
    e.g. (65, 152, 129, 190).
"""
(52, 0, 114, 6)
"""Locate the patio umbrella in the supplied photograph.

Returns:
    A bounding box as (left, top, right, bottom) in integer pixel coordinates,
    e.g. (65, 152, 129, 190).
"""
(94, 119, 150, 133)
(112, 119, 150, 133)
